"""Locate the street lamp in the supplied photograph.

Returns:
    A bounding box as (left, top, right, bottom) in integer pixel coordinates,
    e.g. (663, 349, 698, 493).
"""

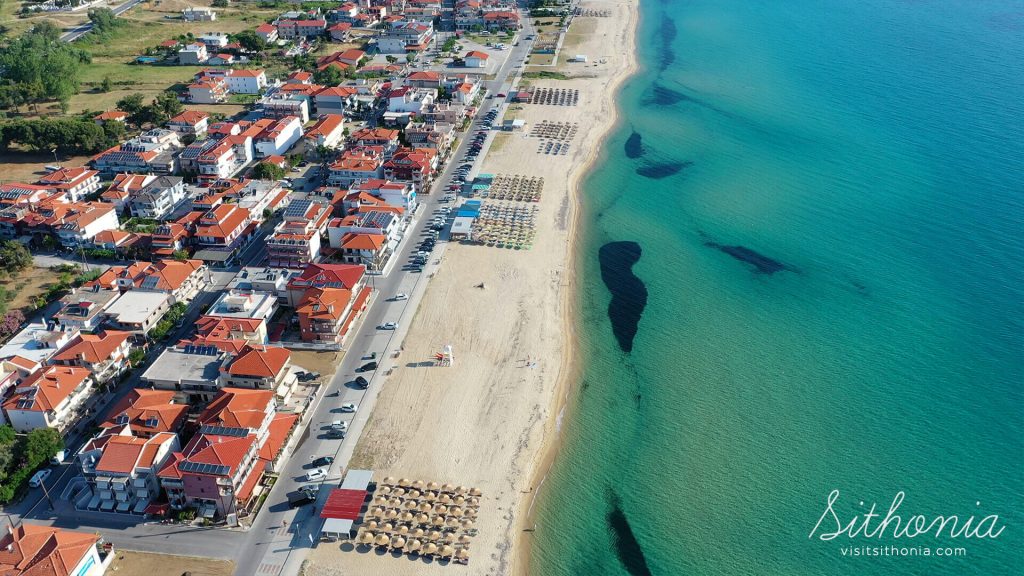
(51, 148, 59, 167)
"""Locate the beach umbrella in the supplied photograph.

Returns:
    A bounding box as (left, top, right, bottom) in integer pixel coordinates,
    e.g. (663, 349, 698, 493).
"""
(461, 519, 474, 529)
(388, 497, 402, 508)
(382, 522, 394, 532)
(366, 520, 378, 531)
(455, 486, 468, 495)
(412, 480, 425, 489)
(416, 513, 430, 524)
(373, 496, 388, 506)
(444, 532, 457, 543)
(424, 490, 438, 501)
(432, 515, 446, 527)
(453, 495, 466, 505)
(413, 528, 425, 539)
(392, 488, 406, 497)
(401, 512, 414, 522)
(459, 534, 472, 544)
(456, 548, 470, 561)
(419, 502, 432, 513)
(450, 506, 464, 517)
(446, 517, 461, 528)
(404, 500, 418, 510)
(373, 506, 386, 518)
(424, 543, 439, 555)
(377, 486, 392, 496)
(398, 525, 409, 535)
(398, 478, 412, 487)
(374, 534, 390, 547)
(428, 530, 443, 541)
(433, 504, 448, 514)
(383, 476, 396, 485)
(406, 539, 422, 552)
(358, 531, 374, 544)
(441, 483, 454, 492)
(385, 509, 398, 520)
(440, 494, 452, 505)
(427, 481, 440, 490)
(391, 536, 406, 549)
(409, 489, 421, 499)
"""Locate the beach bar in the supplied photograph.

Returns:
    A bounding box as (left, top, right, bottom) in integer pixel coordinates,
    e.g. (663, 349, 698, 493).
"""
(319, 469, 374, 541)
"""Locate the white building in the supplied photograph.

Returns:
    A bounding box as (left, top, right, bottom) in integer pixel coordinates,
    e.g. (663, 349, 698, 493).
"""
(1, 366, 95, 432)
(254, 116, 304, 158)
(102, 291, 173, 335)
(183, 7, 217, 21)
(225, 69, 268, 94)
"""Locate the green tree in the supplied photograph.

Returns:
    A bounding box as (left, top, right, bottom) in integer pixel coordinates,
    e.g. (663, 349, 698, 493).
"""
(172, 249, 190, 261)
(252, 162, 286, 181)
(87, 8, 121, 36)
(385, 55, 398, 64)
(100, 75, 113, 92)
(0, 240, 32, 272)
(0, 425, 14, 445)
(116, 92, 146, 123)
(233, 29, 267, 53)
(211, 0, 229, 6)
(24, 428, 63, 465)
(405, 52, 417, 63)
(313, 65, 344, 86)
(151, 90, 184, 121)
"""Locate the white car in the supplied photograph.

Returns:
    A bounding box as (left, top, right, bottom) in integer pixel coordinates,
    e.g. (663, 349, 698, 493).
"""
(331, 420, 348, 431)
(380, 322, 398, 330)
(29, 469, 51, 488)
(305, 468, 327, 482)
(393, 293, 408, 301)
(340, 403, 358, 413)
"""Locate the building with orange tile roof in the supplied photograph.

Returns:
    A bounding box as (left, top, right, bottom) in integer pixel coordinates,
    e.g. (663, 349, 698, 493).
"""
(54, 202, 121, 248)
(36, 166, 102, 202)
(285, 262, 366, 306)
(303, 113, 346, 149)
(100, 389, 188, 438)
(220, 345, 296, 401)
(196, 316, 268, 346)
(0, 356, 41, 425)
(326, 146, 386, 186)
(295, 285, 370, 345)
(167, 110, 210, 136)
(79, 430, 179, 514)
(0, 523, 109, 576)
(49, 329, 133, 384)
(158, 387, 289, 517)
(1, 365, 94, 432)
(195, 204, 253, 258)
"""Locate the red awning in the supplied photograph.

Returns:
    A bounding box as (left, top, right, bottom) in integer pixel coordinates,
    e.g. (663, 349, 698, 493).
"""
(320, 488, 367, 520)
(144, 502, 170, 515)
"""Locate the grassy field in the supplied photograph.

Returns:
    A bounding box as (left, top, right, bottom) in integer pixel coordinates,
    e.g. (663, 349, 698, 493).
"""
(0, 151, 91, 183)
(0, 267, 51, 314)
(561, 16, 596, 52)
(527, 53, 556, 66)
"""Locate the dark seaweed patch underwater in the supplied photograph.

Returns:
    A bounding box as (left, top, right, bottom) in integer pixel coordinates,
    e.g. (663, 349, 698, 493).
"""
(598, 241, 648, 353)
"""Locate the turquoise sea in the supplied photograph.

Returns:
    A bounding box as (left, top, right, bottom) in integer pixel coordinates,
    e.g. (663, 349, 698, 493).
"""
(530, 1, 1024, 574)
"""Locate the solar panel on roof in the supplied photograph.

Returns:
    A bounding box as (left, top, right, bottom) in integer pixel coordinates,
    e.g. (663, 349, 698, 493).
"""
(180, 460, 231, 476)
(198, 425, 249, 437)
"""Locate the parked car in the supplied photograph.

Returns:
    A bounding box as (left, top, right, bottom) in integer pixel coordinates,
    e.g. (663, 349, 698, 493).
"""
(300, 484, 321, 495)
(326, 429, 346, 439)
(340, 403, 358, 413)
(354, 376, 369, 389)
(356, 362, 378, 373)
(330, 420, 348, 431)
(305, 468, 327, 482)
(288, 490, 315, 508)
(312, 456, 334, 467)
(29, 469, 51, 488)
(394, 293, 408, 301)
(380, 322, 398, 330)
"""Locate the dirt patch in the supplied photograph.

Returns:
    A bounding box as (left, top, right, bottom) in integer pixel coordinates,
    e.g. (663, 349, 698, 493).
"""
(290, 350, 342, 378)
(0, 152, 91, 184)
(0, 267, 53, 314)
(107, 550, 235, 576)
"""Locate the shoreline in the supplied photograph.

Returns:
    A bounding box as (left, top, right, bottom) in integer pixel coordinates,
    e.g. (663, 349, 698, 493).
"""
(511, 1, 642, 573)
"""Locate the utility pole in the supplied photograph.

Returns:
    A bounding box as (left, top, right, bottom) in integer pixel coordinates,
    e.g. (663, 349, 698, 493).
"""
(39, 479, 56, 512)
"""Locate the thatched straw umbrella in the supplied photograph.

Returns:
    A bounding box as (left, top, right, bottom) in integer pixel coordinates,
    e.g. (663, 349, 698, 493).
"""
(401, 512, 414, 522)
(440, 494, 452, 505)
(433, 503, 448, 514)
(424, 491, 438, 502)
(468, 497, 480, 507)
(455, 486, 468, 495)
(424, 543, 439, 556)
(382, 522, 394, 533)
(427, 481, 440, 490)
(406, 539, 422, 553)
(388, 497, 402, 508)
(358, 531, 375, 545)
(366, 520, 379, 531)
(377, 485, 392, 496)
(412, 479, 425, 490)
(428, 530, 443, 541)
(385, 509, 398, 520)
(441, 483, 454, 493)
(398, 478, 412, 487)
(461, 519, 474, 529)
(444, 532, 457, 544)
(382, 476, 396, 485)
(456, 548, 470, 561)
(408, 489, 421, 499)
(416, 513, 430, 524)
(459, 534, 472, 544)
(453, 495, 466, 505)
(413, 528, 425, 539)
(431, 515, 446, 527)
(440, 545, 455, 558)
(374, 534, 390, 547)
(404, 500, 418, 510)
(391, 536, 406, 549)
(392, 488, 406, 498)
(398, 525, 409, 536)
(450, 506, 464, 518)
(419, 502, 432, 513)
(373, 496, 388, 506)
(469, 487, 482, 497)
(446, 517, 461, 528)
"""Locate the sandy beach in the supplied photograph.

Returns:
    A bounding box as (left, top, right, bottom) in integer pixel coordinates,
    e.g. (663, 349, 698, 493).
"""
(305, 2, 638, 574)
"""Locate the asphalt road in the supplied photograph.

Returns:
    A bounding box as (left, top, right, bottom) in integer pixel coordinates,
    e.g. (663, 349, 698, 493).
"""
(60, 0, 146, 42)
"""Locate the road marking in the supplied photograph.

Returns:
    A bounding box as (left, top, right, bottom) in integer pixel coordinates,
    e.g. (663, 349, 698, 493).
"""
(258, 562, 282, 574)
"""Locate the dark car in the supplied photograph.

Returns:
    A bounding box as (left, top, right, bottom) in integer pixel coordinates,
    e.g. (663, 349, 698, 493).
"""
(312, 456, 334, 467)
(356, 361, 378, 373)
(354, 376, 369, 389)
(326, 429, 346, 439)
(288, 491, 315, 508)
